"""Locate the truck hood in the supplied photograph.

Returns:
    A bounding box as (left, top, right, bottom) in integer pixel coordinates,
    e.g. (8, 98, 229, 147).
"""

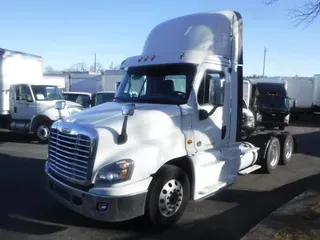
(64, 102, 181, 129)
(36, 100, 83, 121)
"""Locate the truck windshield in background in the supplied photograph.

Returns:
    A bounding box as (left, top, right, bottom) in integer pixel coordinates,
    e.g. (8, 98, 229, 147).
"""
(31, 85, 63, 101)
(114, 63, 196, 105)
(94, 92, 115, 106)
(62, 93, 91, 108)
(255, 83, 289, 109)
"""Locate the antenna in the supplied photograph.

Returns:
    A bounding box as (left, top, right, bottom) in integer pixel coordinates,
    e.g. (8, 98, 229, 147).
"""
(262, 47, 267, 77)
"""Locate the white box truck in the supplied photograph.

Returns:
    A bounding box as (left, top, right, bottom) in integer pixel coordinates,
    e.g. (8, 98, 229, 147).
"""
(0, 48, 84, 143)
(45, 11, 298, 227)
(243, 77, 291, 130)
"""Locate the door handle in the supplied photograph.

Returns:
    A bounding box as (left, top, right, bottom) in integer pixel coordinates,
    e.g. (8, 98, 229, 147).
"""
(221, 125, 226, 140)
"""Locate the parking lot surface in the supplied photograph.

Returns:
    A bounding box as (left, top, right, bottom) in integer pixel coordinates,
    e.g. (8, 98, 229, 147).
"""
(0, 124, 319, 240)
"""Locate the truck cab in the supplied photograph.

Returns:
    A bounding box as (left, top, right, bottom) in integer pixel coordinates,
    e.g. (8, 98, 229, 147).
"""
(243, 78, 291, 130)
(62, 91, 92, 108)
(5, 84, 83, 143)
(45, 10, 297, 228)
(92, 91, 115, 106)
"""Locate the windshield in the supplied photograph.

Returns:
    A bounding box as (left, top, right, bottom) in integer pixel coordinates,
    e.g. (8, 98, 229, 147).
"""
(115, 63, 196, 105)
(31, 85, 63, 101)
(95, 92, 115, 106)
(255, 83, 289, 109)
(62, 93, 91, 108)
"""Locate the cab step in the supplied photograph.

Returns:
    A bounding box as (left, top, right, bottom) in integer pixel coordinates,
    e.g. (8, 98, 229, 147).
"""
(238, 164, 261, 175)
(198, 181, 227, 195)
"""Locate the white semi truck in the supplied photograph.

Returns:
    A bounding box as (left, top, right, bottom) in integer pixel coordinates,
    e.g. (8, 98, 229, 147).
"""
(45, 11, 298, 227)
(0, 48, 84, 143)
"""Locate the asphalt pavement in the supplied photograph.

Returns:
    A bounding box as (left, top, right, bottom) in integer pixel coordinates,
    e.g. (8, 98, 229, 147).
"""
(0, 124, 319, 240)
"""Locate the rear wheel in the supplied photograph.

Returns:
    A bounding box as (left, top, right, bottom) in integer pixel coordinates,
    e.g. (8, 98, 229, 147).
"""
(280, 133, 294, 165)
(144, 164, 190, 228)
(261, 136, 281, 173)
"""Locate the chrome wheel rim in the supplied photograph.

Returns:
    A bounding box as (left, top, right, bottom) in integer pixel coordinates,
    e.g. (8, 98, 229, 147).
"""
(158, 179, 183, 217)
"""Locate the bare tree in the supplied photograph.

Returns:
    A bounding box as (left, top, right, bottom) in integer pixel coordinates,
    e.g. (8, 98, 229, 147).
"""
(44, 66, 55, 73)
(109, 62, 120, 70)
(69, 62, 88, 72)
(90, 62, 104, 72)
(263, 0, 320, 27)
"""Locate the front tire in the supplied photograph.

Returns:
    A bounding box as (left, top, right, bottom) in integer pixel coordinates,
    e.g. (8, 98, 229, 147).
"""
(35, 123, 51, 144)
(144, 164, 190, 228)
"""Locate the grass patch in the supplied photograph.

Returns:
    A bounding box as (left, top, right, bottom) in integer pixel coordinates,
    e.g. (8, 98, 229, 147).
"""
(274, 228, 320, 240)
(273, 201, 320, 240)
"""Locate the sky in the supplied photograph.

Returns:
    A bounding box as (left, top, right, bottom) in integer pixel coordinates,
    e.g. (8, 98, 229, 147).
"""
(0, 0, 319, 76)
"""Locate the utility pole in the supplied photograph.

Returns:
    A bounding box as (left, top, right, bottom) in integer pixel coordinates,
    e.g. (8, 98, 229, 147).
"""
(262, 47, 267, 77)
(94, 53, 97, 72)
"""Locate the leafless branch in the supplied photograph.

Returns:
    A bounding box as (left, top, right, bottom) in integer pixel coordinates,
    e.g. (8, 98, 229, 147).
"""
(289, 0, 320, 28)
(263, 0, 280, 6)
(263, 0, 320, 28)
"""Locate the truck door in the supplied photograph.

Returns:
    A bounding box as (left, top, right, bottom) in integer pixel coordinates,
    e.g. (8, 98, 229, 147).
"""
(192, 64, 231, 150)
(11, 84, 36, 120)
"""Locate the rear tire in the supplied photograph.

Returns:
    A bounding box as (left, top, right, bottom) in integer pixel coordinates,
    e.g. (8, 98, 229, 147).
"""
(280, 133, 294, 165)
(144, 164, 190, 229)
(261, 136, 281, 173)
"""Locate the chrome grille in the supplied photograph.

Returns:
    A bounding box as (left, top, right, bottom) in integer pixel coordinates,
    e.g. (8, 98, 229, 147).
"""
(48, 128, 92, 182)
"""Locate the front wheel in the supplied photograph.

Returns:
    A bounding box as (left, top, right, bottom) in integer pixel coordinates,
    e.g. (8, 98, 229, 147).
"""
(35, 123, 51, 144)
(144, 164, 190, 228)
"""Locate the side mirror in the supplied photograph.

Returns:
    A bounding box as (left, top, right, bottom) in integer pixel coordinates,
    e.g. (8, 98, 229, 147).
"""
(26, 94, 33, 102)
(122, 103, 135, 116)
(209, 77, 224, 106)
(55, 100, 66, 110)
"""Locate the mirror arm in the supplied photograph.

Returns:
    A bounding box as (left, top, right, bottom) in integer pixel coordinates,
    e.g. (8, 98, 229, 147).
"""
(117, 116, 128, 145)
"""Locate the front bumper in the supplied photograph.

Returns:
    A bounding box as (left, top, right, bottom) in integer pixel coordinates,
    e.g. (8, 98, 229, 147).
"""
(45, 170, 147, 222)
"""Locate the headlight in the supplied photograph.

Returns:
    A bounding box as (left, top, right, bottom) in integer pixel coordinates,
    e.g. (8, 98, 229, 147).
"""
(256, 112, 262, 121)
(95, 159, 134, 184)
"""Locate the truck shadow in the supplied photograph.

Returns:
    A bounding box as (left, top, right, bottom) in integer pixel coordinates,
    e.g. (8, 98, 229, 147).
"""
(0, 147, 319, 239)
(293, 130, 320, 158)
(0, 131, 37, 144)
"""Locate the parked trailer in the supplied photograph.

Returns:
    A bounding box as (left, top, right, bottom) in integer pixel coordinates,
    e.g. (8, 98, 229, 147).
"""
(0, 48, 83, 143)
(282, 76, 315, 117)
(43, 73, 68, 91)
(65, 72, 102, 94)
(101, 69, 126, 91)
(46, 11, 298, 227)
(312, 74, 320, 112)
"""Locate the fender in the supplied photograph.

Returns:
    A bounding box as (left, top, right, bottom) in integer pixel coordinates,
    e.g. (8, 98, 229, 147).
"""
(29, 115, 54, 133)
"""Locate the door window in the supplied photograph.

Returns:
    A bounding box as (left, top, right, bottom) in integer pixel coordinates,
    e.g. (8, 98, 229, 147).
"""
(197, 71, 225, 106)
